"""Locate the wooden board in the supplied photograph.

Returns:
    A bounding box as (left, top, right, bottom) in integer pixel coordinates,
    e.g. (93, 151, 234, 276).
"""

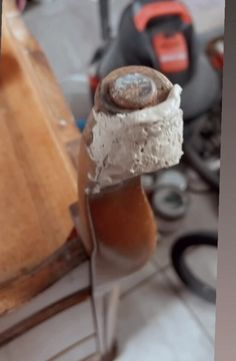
(0, 0, 82, 314)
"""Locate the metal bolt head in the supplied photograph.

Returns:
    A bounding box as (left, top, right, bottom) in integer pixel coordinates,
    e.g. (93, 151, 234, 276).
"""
(109, 72, 157, 110)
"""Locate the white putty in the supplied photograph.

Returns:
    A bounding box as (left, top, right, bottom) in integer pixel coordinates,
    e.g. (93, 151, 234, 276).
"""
(87, 84, 184, 193)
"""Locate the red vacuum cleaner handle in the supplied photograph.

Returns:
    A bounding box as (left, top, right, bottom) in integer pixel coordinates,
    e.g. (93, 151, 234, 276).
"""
(134, 1, 192, 32)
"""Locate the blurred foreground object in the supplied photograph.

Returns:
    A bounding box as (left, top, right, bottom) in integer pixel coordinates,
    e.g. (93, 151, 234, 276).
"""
(78, 65, 184, 265)
(78, 65, 184, 356)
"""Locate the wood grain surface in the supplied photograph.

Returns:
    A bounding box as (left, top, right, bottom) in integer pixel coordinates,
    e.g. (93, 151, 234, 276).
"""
(0, 0, 82, 314)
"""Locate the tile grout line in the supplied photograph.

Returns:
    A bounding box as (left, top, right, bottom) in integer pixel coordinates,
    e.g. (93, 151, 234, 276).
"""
(120, 263, 215, 346)
(46, 333, 96, 361)
(120, 263, 171, 300)
(164, 269, 215, 345)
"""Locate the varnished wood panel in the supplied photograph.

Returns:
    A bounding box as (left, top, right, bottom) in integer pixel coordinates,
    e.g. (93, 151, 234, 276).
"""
(0, 0, 81, 313)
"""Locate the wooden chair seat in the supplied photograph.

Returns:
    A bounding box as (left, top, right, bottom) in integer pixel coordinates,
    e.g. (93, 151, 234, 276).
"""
(0, 0, 83, 315)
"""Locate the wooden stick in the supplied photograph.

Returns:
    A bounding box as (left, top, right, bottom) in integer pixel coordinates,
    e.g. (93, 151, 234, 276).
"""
(0, 287, 91, 347)
(0, 234, 88, 315)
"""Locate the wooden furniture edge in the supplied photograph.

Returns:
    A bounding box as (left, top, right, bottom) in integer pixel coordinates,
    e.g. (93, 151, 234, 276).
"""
(0, 286, 91, 347)
(0, 0, 84, 315)
(3, 0, 81, 184)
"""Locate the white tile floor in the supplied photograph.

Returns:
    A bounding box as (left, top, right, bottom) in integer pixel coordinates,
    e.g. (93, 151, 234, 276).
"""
(6, 1, 223, 360)
(116, 220, 217, 360)
(117, 269, 215, 361)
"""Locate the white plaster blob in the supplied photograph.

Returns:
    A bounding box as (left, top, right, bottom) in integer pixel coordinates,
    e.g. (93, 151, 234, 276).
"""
(87, 84, 184, 193)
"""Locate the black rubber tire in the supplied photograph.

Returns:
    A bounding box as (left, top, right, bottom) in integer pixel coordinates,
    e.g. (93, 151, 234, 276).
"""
(171, 232, 218, 303)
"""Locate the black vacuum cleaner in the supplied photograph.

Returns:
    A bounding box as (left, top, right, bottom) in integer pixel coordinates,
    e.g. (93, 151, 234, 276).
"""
(89, 0, 221, 123)
(183, 35, 223, 192)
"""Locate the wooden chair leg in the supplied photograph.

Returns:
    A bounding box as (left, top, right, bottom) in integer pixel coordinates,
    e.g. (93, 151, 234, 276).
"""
(92, 285, 120, 361)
